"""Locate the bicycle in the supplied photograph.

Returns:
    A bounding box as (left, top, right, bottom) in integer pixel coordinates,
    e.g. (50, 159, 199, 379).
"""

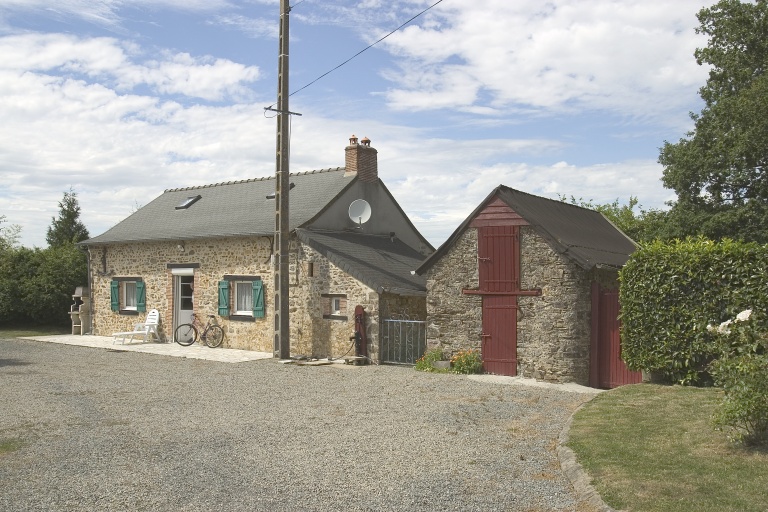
(173, 313, 225, 348)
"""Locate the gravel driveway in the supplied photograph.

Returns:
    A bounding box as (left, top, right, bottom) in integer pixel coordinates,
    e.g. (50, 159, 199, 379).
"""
(1, 338, 596, 511)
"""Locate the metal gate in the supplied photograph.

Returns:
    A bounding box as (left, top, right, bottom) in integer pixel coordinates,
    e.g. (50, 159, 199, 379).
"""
(381, 317, 426, 365)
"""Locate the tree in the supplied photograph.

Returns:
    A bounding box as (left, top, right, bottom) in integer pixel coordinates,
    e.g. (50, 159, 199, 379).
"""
(46, 188, 90, 247)
(659, 0, 768, 243)
(0, 215, 22, 251)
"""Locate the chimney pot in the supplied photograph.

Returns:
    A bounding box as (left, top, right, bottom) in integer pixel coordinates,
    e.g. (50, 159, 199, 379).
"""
(345, 134, 378, 182)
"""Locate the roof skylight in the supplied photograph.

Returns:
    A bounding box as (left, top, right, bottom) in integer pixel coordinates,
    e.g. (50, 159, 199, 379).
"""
(175, 195, 202, 210)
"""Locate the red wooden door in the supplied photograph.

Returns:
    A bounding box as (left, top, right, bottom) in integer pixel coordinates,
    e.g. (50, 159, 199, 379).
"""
(479, 225, 519, 293)
(593, 288, 642, 388)
(482, 295, 517, 375)
(479, 226, 519, 376)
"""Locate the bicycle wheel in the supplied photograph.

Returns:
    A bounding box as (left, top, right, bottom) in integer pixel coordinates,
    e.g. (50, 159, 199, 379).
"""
(174, 323, 198, 346)
(204, 325, 224, 348)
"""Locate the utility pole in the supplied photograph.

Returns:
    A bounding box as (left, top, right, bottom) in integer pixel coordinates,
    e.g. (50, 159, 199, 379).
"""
(274, 0, 291, 359)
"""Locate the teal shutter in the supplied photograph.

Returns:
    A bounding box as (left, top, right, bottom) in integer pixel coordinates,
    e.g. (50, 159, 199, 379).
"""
(252, 280, 265, 318)
(218, 280, 230, 316)
(136, 281, 146, 312)
(110, 280, 119, 311)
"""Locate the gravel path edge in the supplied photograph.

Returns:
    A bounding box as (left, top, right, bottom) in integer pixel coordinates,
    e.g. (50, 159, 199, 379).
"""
(557, 401, 619, 512)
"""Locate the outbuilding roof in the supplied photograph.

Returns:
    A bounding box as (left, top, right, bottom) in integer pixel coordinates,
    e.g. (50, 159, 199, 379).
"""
(296, 229, 427, 296)
(82, 168, 352, 245)
(417, 185, 637, 274)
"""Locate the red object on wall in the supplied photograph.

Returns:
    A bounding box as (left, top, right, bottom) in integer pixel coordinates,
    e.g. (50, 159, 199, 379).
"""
(354, 305, 368, 358)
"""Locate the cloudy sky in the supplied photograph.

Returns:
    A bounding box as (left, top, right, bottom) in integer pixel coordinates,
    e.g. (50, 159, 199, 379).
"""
(0, 0, 716, 248)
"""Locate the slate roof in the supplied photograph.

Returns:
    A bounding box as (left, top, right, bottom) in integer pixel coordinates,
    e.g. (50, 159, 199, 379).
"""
(82, 168, 352, 245)
(296, 229, 427, 296)
(417, 185, 637, 274)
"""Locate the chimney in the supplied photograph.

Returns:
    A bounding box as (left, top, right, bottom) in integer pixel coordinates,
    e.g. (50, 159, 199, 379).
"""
(345, 134, 378, 182)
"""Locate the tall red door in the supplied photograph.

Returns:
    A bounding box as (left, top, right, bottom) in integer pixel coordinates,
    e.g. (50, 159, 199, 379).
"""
(478, 226, 519, 376)
(482, 295, 518, 375)
(591, 287, 642, 388)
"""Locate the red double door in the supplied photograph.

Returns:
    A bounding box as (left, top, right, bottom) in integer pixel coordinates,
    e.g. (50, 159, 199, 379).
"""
(478, 226, 519, 376)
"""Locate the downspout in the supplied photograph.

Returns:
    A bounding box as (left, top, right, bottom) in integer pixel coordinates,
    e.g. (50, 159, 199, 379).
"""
(78, 244, 93, 335)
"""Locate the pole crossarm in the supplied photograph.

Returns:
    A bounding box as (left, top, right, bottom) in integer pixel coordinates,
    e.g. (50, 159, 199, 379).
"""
(264, 107, 303, 116)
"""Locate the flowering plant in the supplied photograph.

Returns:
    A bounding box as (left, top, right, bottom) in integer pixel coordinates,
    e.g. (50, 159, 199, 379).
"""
(415, 348, 448, 373)
(707, 309, 751, 336)
(450, 349, 483, 375)
(706, 309, 768, 446)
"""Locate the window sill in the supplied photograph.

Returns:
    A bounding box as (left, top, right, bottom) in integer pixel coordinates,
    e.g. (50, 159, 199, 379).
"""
(119, 310, 139, 316)
(322, 315, 348, 321)
(229, 314, 255, 322)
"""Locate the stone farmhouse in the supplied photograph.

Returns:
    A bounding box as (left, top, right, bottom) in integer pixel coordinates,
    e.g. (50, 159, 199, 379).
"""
(80, 136, 433, 361)
(416, 185, 642, 388)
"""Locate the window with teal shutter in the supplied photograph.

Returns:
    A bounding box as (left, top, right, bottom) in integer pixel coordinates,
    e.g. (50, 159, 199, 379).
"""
(218, 280, 230, 316)
(110, 280, 119, 311)
(136, 281, 146, 312)
(252, 280, 265, 318)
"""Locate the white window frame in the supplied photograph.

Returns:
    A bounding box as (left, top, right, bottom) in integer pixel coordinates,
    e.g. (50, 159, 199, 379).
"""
(331, 297, 343, 315)
(123, 281, 138, 311)
(234, 281, 253, 316)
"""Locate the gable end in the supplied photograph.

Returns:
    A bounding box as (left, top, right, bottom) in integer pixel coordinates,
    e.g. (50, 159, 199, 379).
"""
(469, 197, 529, 228)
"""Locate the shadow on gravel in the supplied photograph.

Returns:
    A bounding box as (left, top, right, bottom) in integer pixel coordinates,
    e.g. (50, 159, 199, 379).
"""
(0, 358, 32, 367)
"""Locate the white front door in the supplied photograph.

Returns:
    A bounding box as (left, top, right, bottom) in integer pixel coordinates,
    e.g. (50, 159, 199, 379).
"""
(173, 274, 195, 330)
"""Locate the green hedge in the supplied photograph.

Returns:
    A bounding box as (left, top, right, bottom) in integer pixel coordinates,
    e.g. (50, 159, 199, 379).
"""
(0, 244, 88, 326)
(620, 238, 768, 384)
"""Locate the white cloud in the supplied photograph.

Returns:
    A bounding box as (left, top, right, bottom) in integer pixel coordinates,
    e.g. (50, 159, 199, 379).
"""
(127, 52, 260, 101)
(0, 33, 261, 101)
(385, 156, 674, 247)
(212, 14, 277, 39)
(376, 0, 714, 122)
(0, 0, 234, 28)
(0, 32, 271, 246)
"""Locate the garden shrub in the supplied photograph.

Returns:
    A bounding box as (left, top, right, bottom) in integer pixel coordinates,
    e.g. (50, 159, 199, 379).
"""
(707, 310, 768, 446)
(620, 238, 768, 384)
(450, 349, 483, 374)
(415, 347, 447, 373)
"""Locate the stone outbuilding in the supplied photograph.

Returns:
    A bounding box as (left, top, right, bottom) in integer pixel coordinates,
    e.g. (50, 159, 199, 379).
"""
(79, 136, 433, 361)
(416, 185, 641, 388)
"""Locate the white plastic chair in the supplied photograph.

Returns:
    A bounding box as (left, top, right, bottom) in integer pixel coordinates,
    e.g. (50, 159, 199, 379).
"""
(112, 309, 160, 344)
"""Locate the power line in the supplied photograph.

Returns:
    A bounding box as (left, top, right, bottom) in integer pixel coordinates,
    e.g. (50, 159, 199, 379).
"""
(266, 0, 445, 109)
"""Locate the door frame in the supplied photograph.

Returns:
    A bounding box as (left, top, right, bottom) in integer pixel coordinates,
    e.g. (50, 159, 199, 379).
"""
(171, 268, 195, 332)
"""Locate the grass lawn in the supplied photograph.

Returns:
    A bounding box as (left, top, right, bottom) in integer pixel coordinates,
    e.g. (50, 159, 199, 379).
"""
(568, 384, 767, 512)
(0, 324, 70, 338)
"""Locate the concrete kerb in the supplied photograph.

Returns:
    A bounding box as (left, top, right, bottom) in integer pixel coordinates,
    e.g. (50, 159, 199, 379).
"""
(557, 404, 619, 512)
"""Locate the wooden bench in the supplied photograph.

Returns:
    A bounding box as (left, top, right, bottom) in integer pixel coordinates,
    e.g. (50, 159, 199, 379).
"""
(112, 309, 160, 344)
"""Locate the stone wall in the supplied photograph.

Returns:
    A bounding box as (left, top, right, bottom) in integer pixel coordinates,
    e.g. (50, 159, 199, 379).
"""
(380, 292, 426, 321)
(517, 226, 594, 384)
(424, 229, 482, 357)
(88, 235, 426, 359)
(293, 244, 380, 359)
(424, 225, 619, 384)
(88, 237, 273, 351)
